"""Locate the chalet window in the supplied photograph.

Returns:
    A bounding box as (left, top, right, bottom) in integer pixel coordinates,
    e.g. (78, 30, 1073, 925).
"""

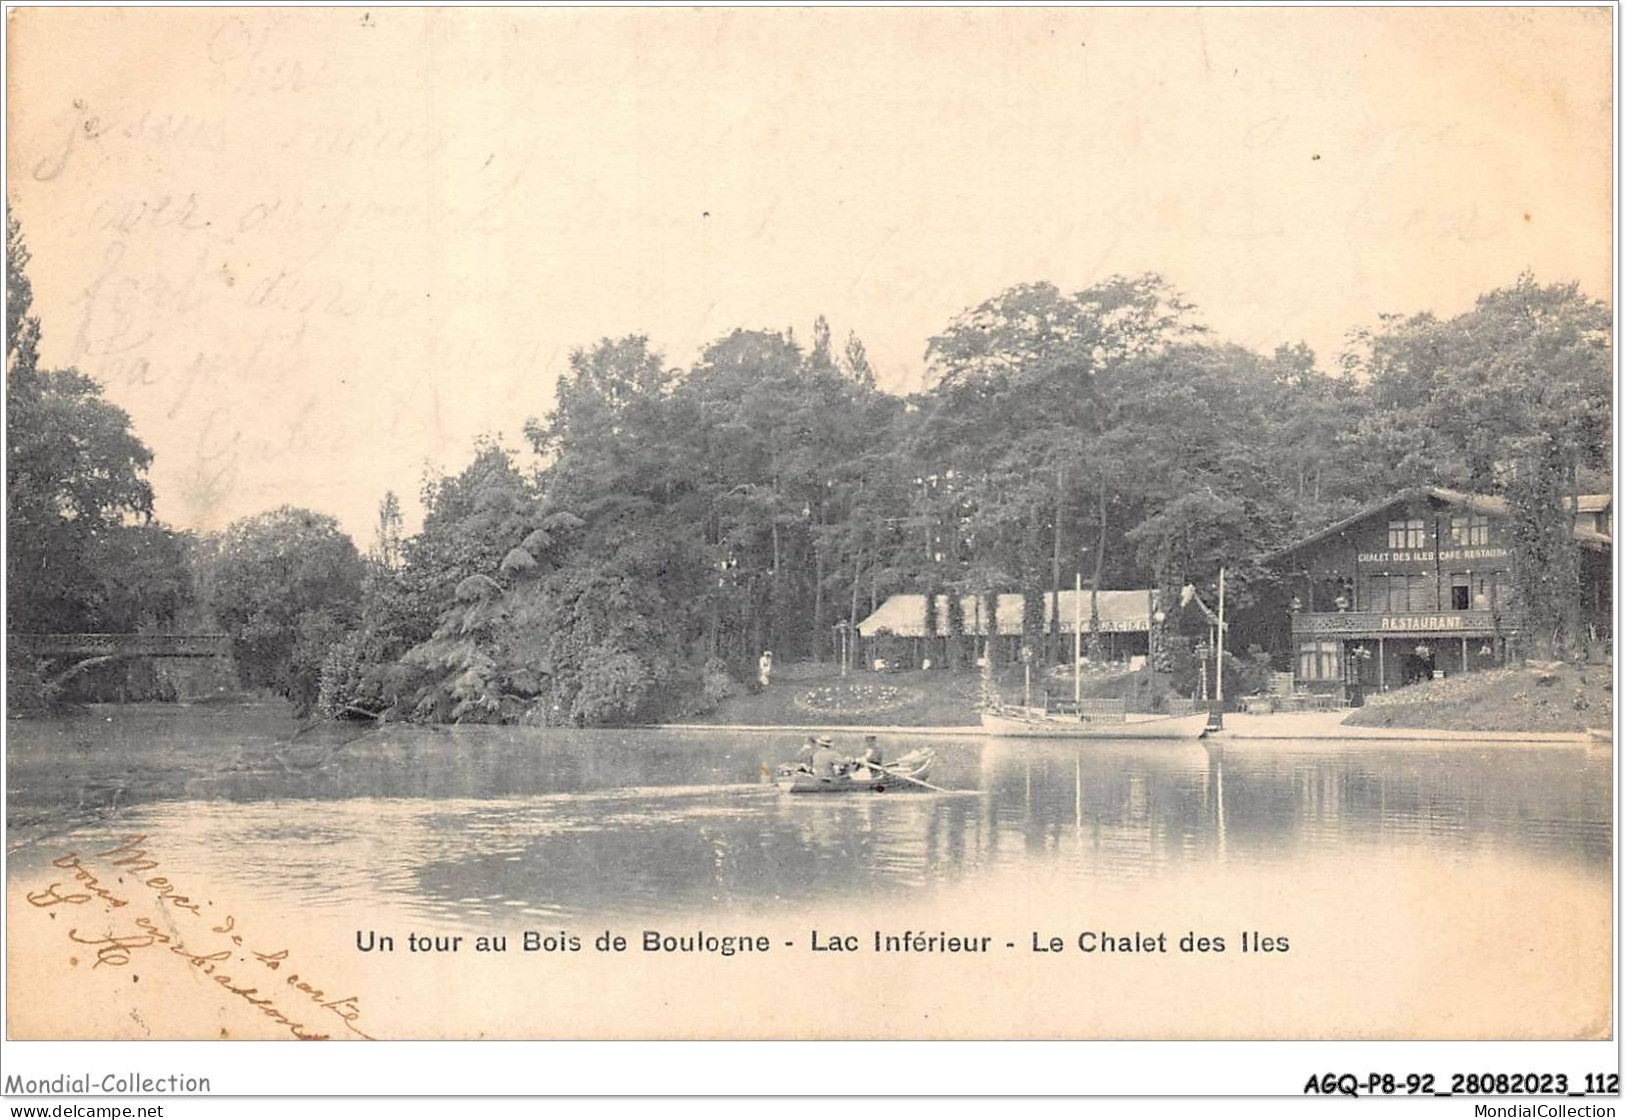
(1372, 576, 1388, 612)
(1388, 518, 1425, 549)
(1297, 640, 1340, 681)
(1450, 575, 1470, 610)
(1363, 574, 1384, 612)
(1370, 574, 1394, 612)
(1449, 513, 1490, 546)
(1366, 572, 1433, 612)
(1405, 573, 1431, 611)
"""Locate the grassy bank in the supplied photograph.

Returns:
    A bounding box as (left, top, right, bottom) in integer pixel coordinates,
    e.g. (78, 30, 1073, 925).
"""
(701, 659, 1615, 735)
(691, 661, 1158, 727)
(1342, 661, 1612, 734)
(691, 666, 981, 726)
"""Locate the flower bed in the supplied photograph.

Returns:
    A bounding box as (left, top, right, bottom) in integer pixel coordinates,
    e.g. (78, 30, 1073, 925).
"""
(791, 680, 923, 717)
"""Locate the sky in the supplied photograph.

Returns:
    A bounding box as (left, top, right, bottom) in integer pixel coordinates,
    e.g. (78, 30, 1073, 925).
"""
(6, 7, 1612, 543)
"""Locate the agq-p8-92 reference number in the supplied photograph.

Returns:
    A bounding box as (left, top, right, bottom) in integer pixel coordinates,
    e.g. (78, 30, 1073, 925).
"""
(1304, 1072, 1620, 1097)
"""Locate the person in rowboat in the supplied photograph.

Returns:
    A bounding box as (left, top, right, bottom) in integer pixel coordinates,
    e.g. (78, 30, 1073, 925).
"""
(809, 735, 846, 779)
(849, 735, 883, 779)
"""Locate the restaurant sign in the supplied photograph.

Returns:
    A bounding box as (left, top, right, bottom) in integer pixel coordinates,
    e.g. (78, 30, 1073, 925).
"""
(1355, 547, 1509, 564)
(1380, 615, 1463, 632)
(1293, 610, 1504, 637)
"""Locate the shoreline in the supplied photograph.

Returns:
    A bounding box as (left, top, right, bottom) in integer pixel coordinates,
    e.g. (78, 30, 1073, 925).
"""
(8, 703, 1603, 746)
(657, 713, 1603, 745)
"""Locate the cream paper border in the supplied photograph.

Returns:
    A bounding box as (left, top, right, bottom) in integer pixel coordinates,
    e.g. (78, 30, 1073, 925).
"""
(2, 3, 1617, 1093)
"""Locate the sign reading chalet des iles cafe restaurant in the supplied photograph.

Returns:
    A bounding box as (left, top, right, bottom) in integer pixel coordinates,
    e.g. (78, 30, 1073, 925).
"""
(1354, 547, 1510, 565)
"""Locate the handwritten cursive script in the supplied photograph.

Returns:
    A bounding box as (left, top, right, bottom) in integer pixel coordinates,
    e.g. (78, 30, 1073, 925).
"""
(26, 834, 375, 1040)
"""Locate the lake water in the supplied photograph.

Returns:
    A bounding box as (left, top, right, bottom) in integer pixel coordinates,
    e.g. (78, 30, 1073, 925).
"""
(5, 706, 1613, 1040)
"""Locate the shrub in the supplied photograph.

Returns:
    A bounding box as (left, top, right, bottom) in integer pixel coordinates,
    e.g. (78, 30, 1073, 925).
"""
(701, 658, 740, 706)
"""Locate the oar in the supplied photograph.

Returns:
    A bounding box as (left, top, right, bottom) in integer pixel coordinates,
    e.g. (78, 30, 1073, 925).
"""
(868, 759, 948, 793)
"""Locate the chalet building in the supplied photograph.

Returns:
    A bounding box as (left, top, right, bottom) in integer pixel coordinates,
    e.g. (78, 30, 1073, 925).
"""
(1264, 487, 1612, 697)
(855, 589, 1165, 667)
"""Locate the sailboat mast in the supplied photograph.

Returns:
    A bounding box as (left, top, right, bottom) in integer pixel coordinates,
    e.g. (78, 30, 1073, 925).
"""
(1074, 571, 1082, 705)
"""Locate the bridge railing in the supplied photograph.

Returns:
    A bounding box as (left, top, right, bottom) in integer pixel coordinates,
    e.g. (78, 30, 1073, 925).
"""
(9, 633, 232, 659)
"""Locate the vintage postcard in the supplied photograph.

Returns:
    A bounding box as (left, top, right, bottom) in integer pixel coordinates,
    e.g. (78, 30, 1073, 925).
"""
(2, 4, 1614, 1073)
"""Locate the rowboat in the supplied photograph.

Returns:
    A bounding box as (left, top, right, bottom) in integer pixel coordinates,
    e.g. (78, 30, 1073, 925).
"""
(775, 747, 937, 793)
(980, 708, 1210, 740)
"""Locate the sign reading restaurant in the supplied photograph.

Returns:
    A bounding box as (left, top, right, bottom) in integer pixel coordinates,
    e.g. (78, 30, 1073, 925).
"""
(1293, 609, 1502, 638)
(1355, 547, 1509, 564)
(1379, 614, 1466, 632)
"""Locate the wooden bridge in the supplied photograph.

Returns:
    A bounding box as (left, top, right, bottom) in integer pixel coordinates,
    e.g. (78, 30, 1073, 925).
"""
(10, 632, 232, 659)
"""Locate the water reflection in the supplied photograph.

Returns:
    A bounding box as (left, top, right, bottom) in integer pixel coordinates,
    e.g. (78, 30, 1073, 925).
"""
(6, 711, 1610, 933)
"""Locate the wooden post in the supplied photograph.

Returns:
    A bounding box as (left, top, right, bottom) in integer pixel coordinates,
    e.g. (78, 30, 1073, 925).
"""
(1377, 639, 1385, 692)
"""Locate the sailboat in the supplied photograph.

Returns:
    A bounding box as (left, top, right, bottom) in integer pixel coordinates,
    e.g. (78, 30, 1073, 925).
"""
(979, 707, 1210, 740)
(979, 575, 1214, 741)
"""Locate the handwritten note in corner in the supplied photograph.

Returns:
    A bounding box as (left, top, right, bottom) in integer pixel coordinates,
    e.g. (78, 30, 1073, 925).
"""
(25, 834, 374, 1041)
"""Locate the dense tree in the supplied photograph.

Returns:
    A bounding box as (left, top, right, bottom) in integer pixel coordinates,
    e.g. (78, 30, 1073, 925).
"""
(515, 336, 708, 722)
(1345, 276, 1611, 655)
(310, 269, 1611, 724)
(6, 216, 173, 638)
(1344, 276, 1610, 493)
(212, 507, 365, 715)
(919, 276, 1210, 662)
(393, 445, 569, 722)
(14, 205, 1607, 722)
(371, 491, 405, 570)
(7, 215, 41, 376)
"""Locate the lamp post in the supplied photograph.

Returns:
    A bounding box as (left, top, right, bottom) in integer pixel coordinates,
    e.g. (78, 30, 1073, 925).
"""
(1021, 644, 1034, 709)
(834, 620, 852, 677)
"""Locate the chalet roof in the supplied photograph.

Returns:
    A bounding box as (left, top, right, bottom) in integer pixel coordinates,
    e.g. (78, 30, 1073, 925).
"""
(1263, 486, 1611, 563)
(855, 589, 1160, 638)
(1574, 494, 1612, 513)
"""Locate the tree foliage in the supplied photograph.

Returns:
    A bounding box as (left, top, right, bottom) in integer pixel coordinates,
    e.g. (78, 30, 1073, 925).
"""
(10, 208, 1609, 721)
(211, 507, 364, 715)
(6, 215, 179, 638)
(1345, 276, 1611, 654)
